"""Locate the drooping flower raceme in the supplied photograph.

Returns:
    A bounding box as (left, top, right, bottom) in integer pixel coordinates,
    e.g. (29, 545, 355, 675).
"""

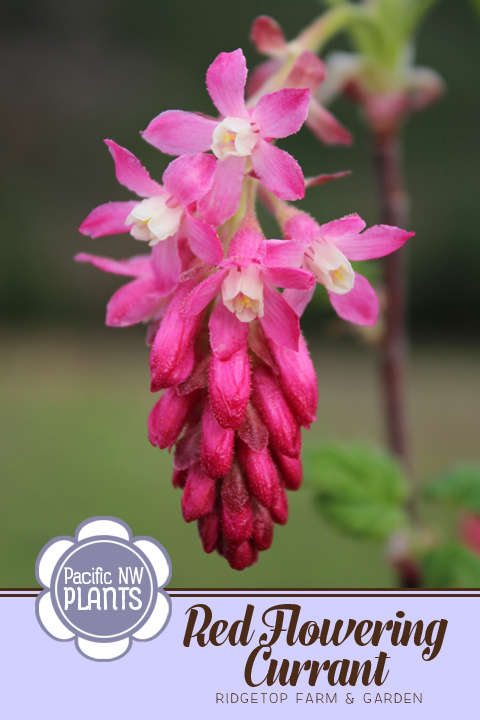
(76, 37, 415, 570)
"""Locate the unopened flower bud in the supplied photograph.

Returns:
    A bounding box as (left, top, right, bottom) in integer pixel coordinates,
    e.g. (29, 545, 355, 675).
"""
(208, 348, 251, 429)
(200, 399, 235, 479)
(181, 464, 216, 523)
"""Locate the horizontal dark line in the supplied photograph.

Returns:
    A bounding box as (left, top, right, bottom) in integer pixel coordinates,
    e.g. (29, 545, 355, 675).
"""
(167, 587, 480, 592)
(0, 588, 41, 591)
(0, 594, 38, 598)
(169, 593, 480, 598)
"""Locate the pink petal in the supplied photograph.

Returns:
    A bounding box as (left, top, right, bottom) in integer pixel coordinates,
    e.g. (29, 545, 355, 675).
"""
(251, 140, 304, 201)
(282, 211, 321, 243)
(250, 16, 287, 56)
(209, 301, 249, 360)
(150, 236, 181, 297)
(251, 88, 310, 139)
(262, 239, 306, 267)
(334, 225, 415, 261)
(270, 485, 289, 525)
(200, 399, 235, 479)
(306, 98, 353, 146)
(197, 156, 246, 227)
(181, 269, 228, 317)
(208, 349, 251, 430)
(104, 140, 163, 197)
(285, 51, 326, 93)
(282, 287, 315, 317)
(162, 153, 216, 207)
(262, 265, 315, 290)
(318, 213, 366, 240)
(106, 276, 162, 327)
(182, 212, 223, 265)
(206, 49, 248, 119)
(259, 282, 300, 351)
(246, 58, 281, 98)
(268, 333, 318, 427)
(79, 201, 138, 238)
(142, 110, 218, 155)
(328, 272, 379, 326)
(74, 252, 151, 277)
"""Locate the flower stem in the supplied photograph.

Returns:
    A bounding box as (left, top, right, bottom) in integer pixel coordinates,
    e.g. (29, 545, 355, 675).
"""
(372, 129, 423, 587)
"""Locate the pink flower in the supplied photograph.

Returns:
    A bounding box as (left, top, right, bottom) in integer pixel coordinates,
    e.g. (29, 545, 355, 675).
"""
(79, 141, 222, 295)
(142, 49, 310, 226)
(182, 217, 315, 355)
(248, 16, 352, 146)
(277, 209, 414, 326)
(74, 252, 169, 329)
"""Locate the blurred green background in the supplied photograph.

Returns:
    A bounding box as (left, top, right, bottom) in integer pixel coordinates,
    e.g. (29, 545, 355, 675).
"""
(1, 0, 479, 588)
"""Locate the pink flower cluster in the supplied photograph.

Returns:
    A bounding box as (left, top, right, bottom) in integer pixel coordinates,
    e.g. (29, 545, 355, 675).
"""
(77, 47, 414, 569)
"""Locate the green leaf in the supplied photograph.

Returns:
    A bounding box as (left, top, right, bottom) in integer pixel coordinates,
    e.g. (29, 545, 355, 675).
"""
(425, 466, 480, 514)
(306, 442, 409, 540)
(423, 542, 480, 588)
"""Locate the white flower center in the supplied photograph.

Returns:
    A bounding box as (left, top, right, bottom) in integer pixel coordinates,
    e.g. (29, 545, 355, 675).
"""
(222, 264, 264, 322)
(305, 239, 354, 295)
(126, 195, 183, 245)
(211, 117, 259, 161)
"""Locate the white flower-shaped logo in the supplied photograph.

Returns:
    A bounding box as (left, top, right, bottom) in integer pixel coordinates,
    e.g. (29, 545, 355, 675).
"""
(35, 517, 171, 661)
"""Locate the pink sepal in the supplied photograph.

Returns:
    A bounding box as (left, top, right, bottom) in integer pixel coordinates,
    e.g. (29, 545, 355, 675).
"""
(252, 501, 274, 551)
(198, 511, 220, 554)
(142, 110, 218, 155)
(259, 282, 300, 352)
(328, 272, 379, 326)
(209, 301, 249, 360)
(106, 276, 162, 327)
(237, 403, 269, 452)
(206, 49, 248, 119)
(79, 201, 137, 238)
(148, 388, 197, 450)
(250, 16, 287, 56)
(104, 140, 163, 197)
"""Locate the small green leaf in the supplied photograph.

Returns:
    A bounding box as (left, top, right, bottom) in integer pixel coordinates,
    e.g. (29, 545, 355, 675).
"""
(423, 542, 480, 588)
(306, 442, 409, 540)
(425, 466, 480, 514)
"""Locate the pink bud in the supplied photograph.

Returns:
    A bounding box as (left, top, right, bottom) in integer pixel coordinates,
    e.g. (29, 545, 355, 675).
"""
(198, 509, 220, 554)
(273, 450, 303, 491)
(172, 468, 188, 489)
(200, 399, 235, 479)
(251, 363, 301, 458)
(181, 464, 216, 523)
(208, 348, 251, 429)
(221, 462, 253, 547)
(148, 388, 197, 449)
(460, 514, 480, 556)
(237, 403, 269, 452)
(223, 539, 258, 571)
(237, 440, 280, 509)
(270, 484, 289, 525)
(268, 333, 318, 427)
(252, 500, 274, 551)
(150, 282, 202, 390)
(173, 423, 201, 471)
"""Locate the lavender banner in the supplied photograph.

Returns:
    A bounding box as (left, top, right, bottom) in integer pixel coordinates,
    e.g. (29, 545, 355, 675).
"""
(0, 589, 477, 717)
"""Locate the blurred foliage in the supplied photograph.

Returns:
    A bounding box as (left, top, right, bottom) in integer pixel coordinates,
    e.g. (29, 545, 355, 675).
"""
(307, 442, 409, 539)
(425, 465, 480, 513)
(423, 542, 480, 587)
